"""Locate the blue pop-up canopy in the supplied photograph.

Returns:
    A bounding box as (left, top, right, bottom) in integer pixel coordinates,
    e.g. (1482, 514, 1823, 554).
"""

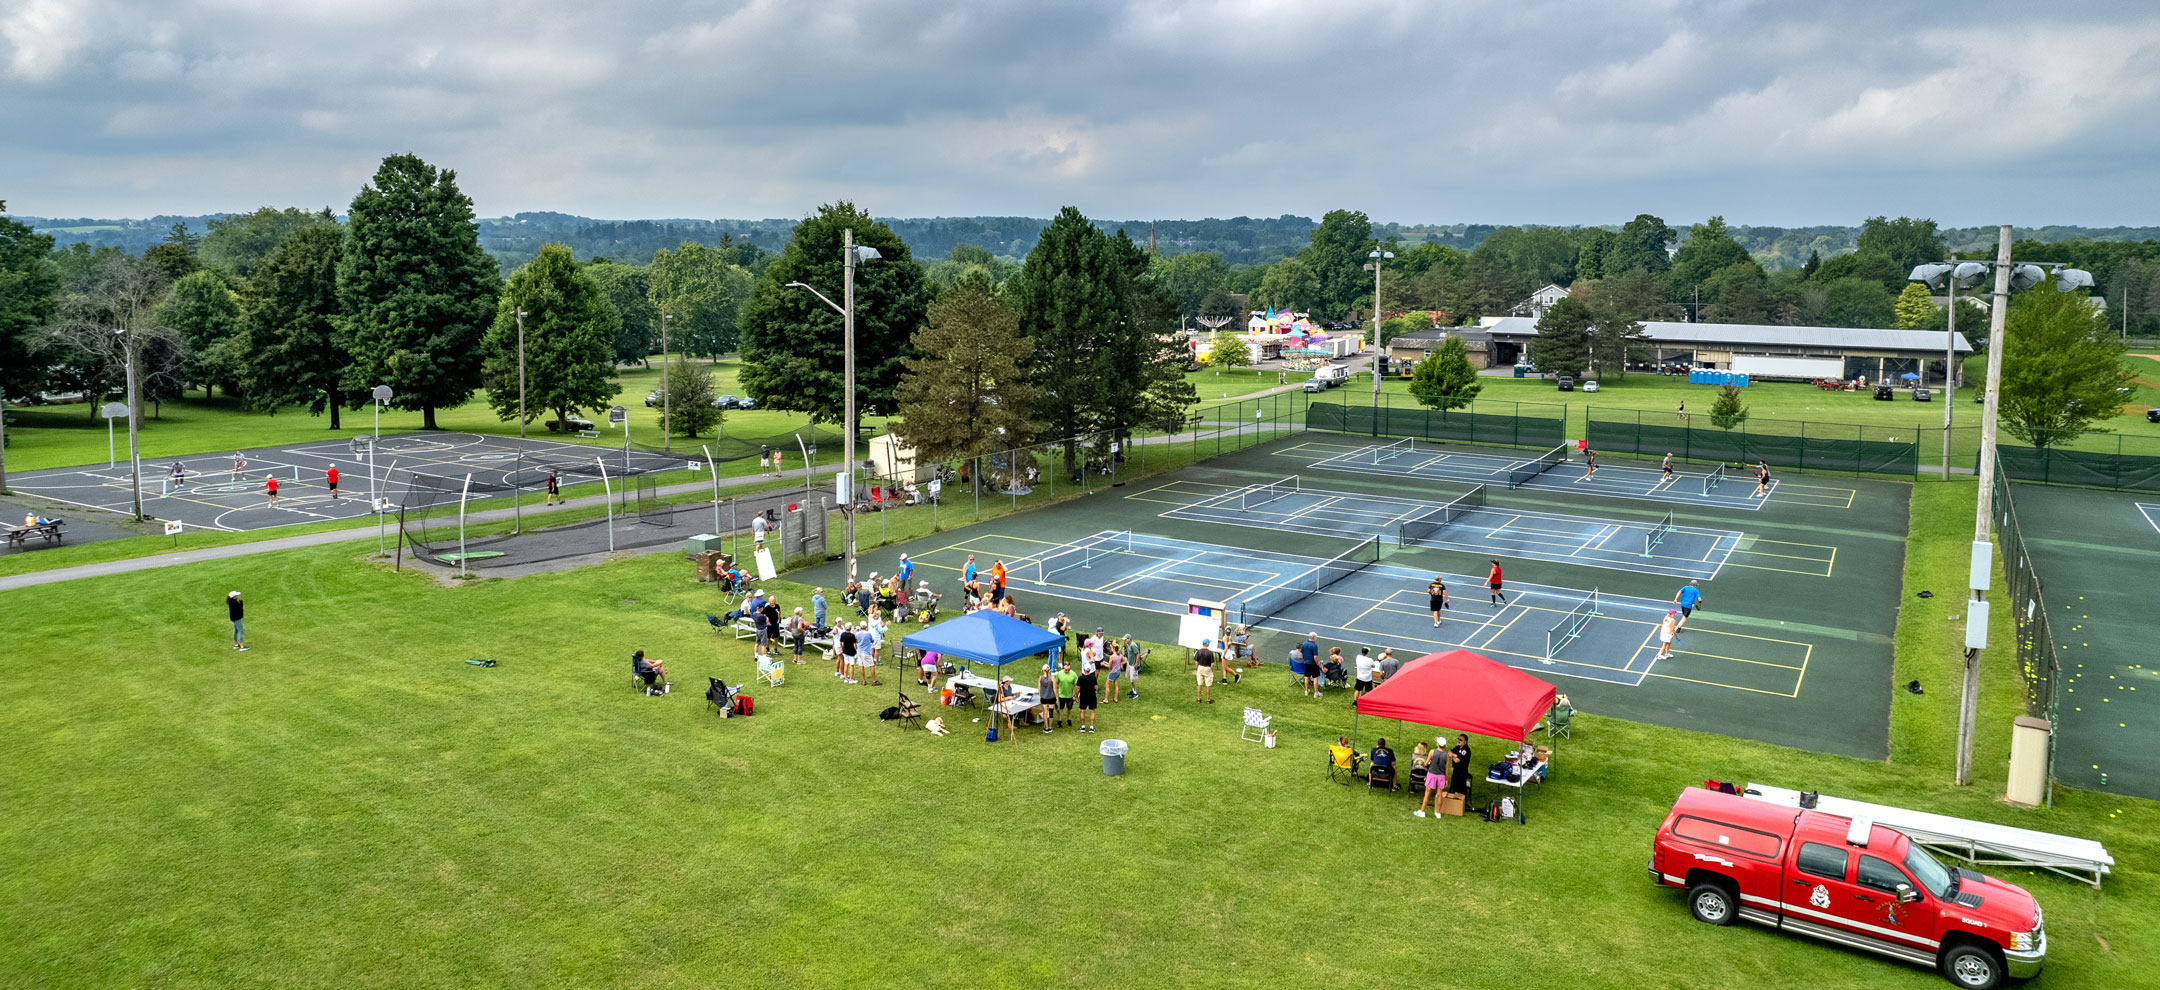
(901, 610, 1065, 669)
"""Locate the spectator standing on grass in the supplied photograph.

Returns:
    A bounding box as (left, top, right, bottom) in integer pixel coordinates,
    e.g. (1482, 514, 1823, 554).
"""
(1415, 742, 1446, 817)
(1676, 400, 1687, 423)
(761, 597, 783, 657)
(1053, 612, 1072, 650)
(1487, 560, 1507, 606)
(1354, 648, 1378, 699)
(226, 591, 248, 651)
(1299, 634, 1321, 695)
(1076, 661, 1101, 733)
(1120, 635, 1141, 699)
(1036, 664, 1058, 734)
(1193, 638, 1218, 704)
(1672, 580, 1702, 634)
(771, 449, 784, 477)
(1379, 648, 1401, 683)
(812, 588, 829, 631)
(963, 553, 978, 588)
(837, 623, 859, 683)
(1102, 646, 1124, 704)
(1293, 645, 1319, 697)
(1446, 734, 1473, 795)
(759, 445, 772, 477)
(788, 607, 809, 664)
(1054, 660, 1078, 727)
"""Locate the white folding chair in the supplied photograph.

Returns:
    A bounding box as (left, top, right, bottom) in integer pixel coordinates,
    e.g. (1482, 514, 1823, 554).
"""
(1240, 706, 1271, 743)
(757, 655, 786, 687)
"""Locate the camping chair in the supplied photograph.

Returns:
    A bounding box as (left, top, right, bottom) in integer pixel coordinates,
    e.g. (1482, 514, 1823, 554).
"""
(1239, 706, 1271, 744)
(1326, 747, 1359, 785)
(1368, 761, 1399, 794)
(705, 677, 737, 716)
(757, 655, 786, 687)
(1545, 701, 1574, 740)
(707, 613, 725, 634)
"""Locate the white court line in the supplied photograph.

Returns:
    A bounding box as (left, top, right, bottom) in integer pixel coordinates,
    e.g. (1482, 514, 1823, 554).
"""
(2137, 503, 2160, 535)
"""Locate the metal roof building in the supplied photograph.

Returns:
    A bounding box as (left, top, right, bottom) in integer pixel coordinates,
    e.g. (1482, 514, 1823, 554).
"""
(1478, 317, 1973, 383)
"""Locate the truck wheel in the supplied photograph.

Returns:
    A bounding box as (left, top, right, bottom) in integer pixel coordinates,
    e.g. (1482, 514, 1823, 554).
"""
(1939, 943, 2002, 990)
(1686, 882, 1736, 926)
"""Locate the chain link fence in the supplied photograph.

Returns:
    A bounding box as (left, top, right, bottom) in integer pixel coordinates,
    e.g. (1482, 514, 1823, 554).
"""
(1989, 457, 2063, 805)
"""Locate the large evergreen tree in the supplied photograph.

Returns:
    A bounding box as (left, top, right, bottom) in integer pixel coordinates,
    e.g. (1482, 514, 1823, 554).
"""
(0, 202, 62, 493)
(335, 154, 501, 430)
(737, 202, 930, 424)
(201, 207, 339, 279)
(892, 274, 1037, 492)
(479, 244, 621, 430)
(1528, 295, 1593, 377)
(239, 224, 350, 426)
(1605, 214, 1676, 277)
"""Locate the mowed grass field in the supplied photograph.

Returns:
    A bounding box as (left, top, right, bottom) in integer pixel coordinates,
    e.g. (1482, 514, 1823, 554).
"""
(3, 481, 2155, 987)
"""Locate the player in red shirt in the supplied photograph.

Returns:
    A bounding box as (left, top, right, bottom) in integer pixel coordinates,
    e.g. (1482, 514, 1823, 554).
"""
(326, 466, 340, 500)
(266, 476, 280, 508)
(1487, 559, 1506, 606)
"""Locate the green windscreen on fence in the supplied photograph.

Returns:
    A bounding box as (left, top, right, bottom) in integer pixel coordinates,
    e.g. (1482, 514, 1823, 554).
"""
(1308, 398, 1565, 449)
(1587, 411, 1916, 476)
(1992, 445, 2160, 492)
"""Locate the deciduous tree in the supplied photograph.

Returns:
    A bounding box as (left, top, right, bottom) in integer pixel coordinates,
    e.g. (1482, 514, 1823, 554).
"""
(1999, 283, 2132, 448)
(1202, 330, 1247, 367)
(335, 154, 501, 430)
(1252, 256, 1320, 313)
(201, 207, 339, 278)
(480, 244, 620, 430)
(156, 268, 243, 403)
(0, 202, 62, 493)
(585, 261, 659, 365)
(1301, 209, 1375, 318)
(649, 242, 754, 357)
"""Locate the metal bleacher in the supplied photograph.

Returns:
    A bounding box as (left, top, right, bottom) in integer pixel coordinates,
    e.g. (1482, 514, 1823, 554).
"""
(1745, 784, 2114, 889)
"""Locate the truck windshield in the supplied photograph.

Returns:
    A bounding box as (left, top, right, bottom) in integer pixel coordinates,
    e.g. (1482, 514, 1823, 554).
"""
(1903, 845, 1956, 898)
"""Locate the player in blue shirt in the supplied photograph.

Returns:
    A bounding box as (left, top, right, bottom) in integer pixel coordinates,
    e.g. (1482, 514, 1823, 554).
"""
(1672, 580, 1703, 634)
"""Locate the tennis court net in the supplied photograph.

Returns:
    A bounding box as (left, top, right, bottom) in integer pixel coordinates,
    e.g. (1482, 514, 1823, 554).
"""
(1230, 536, 1381, 627)
(1372, 436, 1417, 463)
(1398, 485, 1487, 548)
(1701, 463, 1727, 495)
(1545, 588, 1601, 659)
(1642, 510, 1675, 557)
(1506, 444, 1570, 489)
(1238, 476, 1300, 511)
(1032, 530, 1133, 585)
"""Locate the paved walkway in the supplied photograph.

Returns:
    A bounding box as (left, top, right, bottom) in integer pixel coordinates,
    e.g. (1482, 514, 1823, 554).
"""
(0, 470, 805, 592)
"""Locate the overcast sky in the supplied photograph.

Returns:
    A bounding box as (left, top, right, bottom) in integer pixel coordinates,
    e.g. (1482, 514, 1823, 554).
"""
(5, 0, 2158, 226)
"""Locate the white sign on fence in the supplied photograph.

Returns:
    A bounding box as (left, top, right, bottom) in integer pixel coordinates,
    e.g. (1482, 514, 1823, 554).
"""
(163, 520, 184, 536)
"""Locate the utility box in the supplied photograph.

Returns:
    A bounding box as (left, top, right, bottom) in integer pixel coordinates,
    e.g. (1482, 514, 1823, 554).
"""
(686, 533, 725, 555)
(2005, 716, 2052, 808)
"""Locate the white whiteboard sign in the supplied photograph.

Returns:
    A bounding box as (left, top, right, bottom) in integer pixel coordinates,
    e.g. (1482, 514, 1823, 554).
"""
(1178, 611, 1223, 651)
(752, 547, 777, 581)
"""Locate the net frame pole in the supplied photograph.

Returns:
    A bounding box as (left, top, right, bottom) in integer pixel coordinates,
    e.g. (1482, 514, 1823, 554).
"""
(597, 457, 615, 552)
(457, 473, 474, 578)
(704, 444, 723, 533)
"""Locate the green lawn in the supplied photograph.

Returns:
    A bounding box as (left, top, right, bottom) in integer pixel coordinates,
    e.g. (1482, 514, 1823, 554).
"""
(2, 474, 2153, 987)
(1, 358, 887, 475)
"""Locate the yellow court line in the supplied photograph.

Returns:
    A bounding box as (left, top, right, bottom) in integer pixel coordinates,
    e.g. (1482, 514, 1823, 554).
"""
(1730, 546, 1836, 563)
(1723, 562, 1834, 578)
(1472, 606, 1528, 652)
(1645, 670, 1801, 698)
(1663, 648, 1806, 672)
(1791, 643, 1813, 695)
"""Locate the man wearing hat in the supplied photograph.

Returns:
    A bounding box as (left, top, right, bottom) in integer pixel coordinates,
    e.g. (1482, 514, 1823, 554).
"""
(1193, 637, 1218, 703)
(226, 590, 248, 651)
(896, 553, 913, 586)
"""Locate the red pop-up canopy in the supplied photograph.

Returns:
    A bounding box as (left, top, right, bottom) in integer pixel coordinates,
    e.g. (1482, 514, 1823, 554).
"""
(1353, 649, 1557, 743)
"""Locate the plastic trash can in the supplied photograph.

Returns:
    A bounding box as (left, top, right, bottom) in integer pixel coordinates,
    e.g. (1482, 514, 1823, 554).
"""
(1100, 738, 1128, 776)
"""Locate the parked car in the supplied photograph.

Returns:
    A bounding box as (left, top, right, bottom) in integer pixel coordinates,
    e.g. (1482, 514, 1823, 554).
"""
(1912, 387, 1932, 401)
(2147, 408, 2159, 423)
(1301, 378, 1329, 393)
(1582, 380, 1600, 393)
(736, 396, 757, 410)
(544, 415, 596, 434)
(1874, 385, 1895, 401)
(644, 390, 660, 407)
(715, 395, 742, 409)
(1651, 787, 2043, 989)
(1557, 376, 1575, 392)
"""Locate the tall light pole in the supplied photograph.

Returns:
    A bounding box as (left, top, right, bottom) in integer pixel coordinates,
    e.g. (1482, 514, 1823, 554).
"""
(117, 328, 144, 521)
(1364, 249, 1393, 404)
(515, 309, 528, 440)
(1953, 226, 2093, 787)
(786, 229, 882, 583)
(1908, 261, 1989, 477)
(660, 310, 673, 454)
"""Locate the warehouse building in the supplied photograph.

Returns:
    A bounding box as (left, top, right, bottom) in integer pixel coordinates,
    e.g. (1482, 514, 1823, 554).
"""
(1474, 317, 1974, 384)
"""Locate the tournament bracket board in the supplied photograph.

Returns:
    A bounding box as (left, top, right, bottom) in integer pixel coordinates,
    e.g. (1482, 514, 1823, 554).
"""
(1179, 599, 1228, 654)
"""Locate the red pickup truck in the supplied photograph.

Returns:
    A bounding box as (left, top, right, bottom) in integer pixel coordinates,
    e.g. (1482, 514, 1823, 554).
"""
(1651, 787, 2044, 989)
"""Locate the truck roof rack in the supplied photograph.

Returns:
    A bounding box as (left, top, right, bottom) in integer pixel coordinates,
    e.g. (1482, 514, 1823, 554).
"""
(1846, 817, 1873, 848)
